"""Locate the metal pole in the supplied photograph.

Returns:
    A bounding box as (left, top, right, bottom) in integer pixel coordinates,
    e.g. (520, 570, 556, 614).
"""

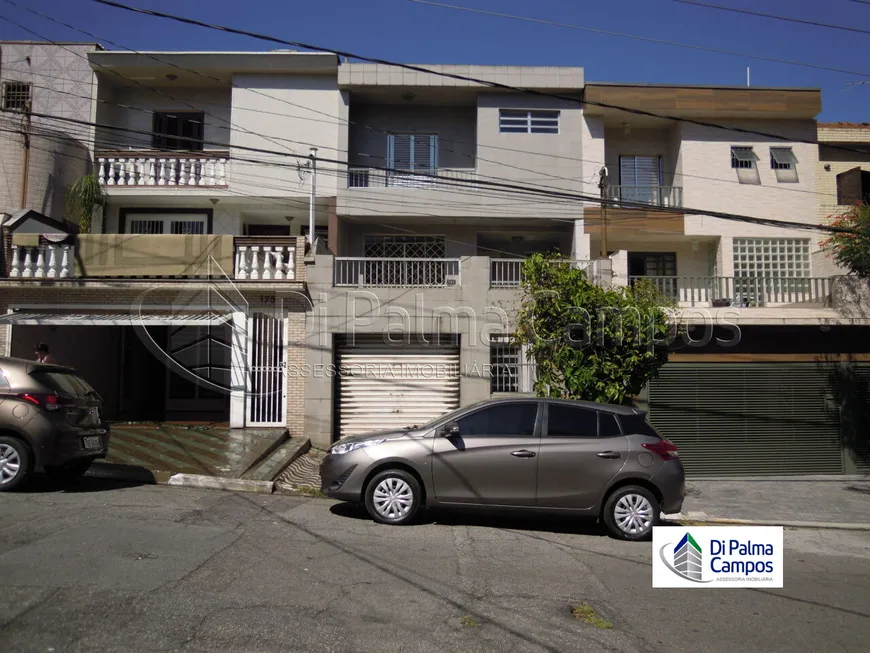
(308, 147, 318, 246)
(598, 167, 609, 259)
(20, 100, 32, 208)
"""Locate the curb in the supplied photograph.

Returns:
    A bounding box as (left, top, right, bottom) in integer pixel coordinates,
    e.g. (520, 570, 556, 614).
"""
(166, 474, 275, 494)
(664, 512, 870, 531)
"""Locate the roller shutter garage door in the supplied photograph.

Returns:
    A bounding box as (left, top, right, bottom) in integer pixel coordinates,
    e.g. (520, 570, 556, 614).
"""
(648, 363, 845, 476)
(336, 337, 460, 438)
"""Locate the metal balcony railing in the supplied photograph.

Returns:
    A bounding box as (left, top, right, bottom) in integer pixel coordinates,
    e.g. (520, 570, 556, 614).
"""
(629, 276, 833, 307)
(334, 258, 461, 287)
(347, 167, 477, 189)
(606, 185, 683, 208)
(490, 258, 604, 288)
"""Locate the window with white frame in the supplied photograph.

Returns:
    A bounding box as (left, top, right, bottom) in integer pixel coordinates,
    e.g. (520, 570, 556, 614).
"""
(732, 238, 811, 278)
(498, 109, 560, 134)
(730, 146, 760, 185)
(489, 333, 535, 394)
(770, 147, 798, 183)
(126, 213, 208, 234)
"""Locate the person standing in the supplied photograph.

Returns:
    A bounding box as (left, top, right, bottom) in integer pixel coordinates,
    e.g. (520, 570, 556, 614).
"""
(34, 343, 56, 364)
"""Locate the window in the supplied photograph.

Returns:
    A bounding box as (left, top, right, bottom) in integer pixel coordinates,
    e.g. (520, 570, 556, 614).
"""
(126, 213, 208, 234)
(2, 82, 31, 111)
(364, 234, 445, 258)
(599, 413, 623, 438)
(489, 333, 535, 393)
(836, 167, 870, 205)
(387, 133, 437, 172)
(546, 404, 598, 437)
(499, 109, 560, 134)
(733, 238, 811, 278)
(770, 147, 798, 183)
(152, 111, 205, 151)
(730, 146, 760, 185)
(455, 402, 538, 437)
(618, 414, 661, 437)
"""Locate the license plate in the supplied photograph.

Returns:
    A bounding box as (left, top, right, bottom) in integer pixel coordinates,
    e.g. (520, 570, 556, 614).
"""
(82, 436, 102, 450)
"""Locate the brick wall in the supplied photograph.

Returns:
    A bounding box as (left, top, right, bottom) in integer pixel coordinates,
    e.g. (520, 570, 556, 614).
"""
(285, 312, 307, 437)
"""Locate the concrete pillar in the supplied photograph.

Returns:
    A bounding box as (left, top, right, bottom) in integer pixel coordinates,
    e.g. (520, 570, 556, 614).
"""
(229, 310, 247, 428)
(610, 250, 629, 287)
(717, 237, 734, 277)
(571, 219, 591, 260)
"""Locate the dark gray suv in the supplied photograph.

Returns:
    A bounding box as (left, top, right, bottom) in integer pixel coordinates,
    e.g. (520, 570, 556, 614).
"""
(320, 398, 685, 540)
(0, 356, 110, 490)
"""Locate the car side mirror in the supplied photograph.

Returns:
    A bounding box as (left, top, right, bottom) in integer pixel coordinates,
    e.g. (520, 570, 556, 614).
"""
(440, 421, 460, 437)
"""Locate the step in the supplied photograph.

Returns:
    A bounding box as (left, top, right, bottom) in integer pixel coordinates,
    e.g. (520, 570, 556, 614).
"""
(241, 437, 311, 482)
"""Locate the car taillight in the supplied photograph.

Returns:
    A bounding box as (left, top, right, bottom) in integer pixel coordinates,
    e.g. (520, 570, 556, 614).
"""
(17, 393, 74, 411)
(642, 439, 680, 460)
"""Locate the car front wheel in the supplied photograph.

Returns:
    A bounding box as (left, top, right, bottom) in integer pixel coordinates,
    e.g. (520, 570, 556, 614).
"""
(364, 469, 422, 525)
(0, 435, 31, 492)
(602, 485, 660, 541)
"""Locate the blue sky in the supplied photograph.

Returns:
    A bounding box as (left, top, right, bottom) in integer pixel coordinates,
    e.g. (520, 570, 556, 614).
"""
(3, 0, 870, 121)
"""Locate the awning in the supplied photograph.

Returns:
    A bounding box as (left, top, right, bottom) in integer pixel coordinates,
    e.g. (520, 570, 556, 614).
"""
(0, 311, 232, 326)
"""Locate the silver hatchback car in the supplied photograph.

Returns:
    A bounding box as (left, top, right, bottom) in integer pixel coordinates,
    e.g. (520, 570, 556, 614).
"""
(321, 398, 685, 540)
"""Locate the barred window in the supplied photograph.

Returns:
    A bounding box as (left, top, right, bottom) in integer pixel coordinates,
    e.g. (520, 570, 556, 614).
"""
(489, 334, 535, 393)
(2, 82, 31, 111)
(731, 146, 760, 185)
(770, 147, 799, 183)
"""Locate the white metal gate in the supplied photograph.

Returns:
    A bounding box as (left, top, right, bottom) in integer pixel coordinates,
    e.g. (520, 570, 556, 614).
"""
(336, 337, 460, 438)
(246, 313, 287, 427)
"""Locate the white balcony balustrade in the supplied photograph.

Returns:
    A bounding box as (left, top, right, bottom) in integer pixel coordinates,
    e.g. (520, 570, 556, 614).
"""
(9, 244, 74, 279)
(347, 167, 477, 189)
(234, 240, 296, 280)
(97, 152, 228, 187)
(335, 258, 461, 287)
(629, 276, 833, 307)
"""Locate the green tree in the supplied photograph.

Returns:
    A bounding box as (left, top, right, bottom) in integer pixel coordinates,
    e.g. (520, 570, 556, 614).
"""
(65, 173, 106, 234)
(513, 252, 677, 405)
(822, 203, 870, 279)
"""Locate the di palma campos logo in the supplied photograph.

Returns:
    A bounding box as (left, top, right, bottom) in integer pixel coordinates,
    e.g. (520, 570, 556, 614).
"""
(652, 526, 784, 588)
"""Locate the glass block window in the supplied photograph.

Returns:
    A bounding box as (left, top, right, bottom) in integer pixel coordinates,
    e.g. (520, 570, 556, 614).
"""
(732, 238, 811, 278)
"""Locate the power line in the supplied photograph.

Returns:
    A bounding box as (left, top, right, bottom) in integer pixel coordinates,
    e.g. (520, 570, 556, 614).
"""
(3, 107, 856, 236)
(673, 0, 870, 36)
(2, 2, 599, 196)
(405, 0, 870, 77)
(89, 0, 870, 159)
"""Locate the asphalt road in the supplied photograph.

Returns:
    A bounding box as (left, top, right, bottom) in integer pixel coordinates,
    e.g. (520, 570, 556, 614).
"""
(1, 477, 869, 653)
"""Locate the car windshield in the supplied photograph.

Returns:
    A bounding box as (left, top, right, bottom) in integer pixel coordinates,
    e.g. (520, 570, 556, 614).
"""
(403, 400, 490, 431)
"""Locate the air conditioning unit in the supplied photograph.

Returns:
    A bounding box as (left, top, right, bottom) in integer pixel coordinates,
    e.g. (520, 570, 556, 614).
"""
(445, 274, 459, 287)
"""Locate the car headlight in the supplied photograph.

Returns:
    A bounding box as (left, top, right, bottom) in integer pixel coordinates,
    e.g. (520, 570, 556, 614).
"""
(329, 439, 386, 455)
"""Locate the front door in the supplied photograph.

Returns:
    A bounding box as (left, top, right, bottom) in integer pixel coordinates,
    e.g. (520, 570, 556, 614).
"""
(536, 403, 628, 510)
(431, 401, 541, 506)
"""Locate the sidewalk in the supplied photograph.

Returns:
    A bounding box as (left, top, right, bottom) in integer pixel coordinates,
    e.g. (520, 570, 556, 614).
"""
(667, 477, 870, 529)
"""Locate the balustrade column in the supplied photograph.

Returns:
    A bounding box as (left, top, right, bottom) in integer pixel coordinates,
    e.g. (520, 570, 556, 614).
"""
(9, 247, 21, 278)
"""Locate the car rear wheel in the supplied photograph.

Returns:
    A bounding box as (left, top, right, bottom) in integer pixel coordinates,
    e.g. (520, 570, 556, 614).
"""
(364, 469, 421, 526)
(0, 436, 31, 492)
(602, 485, 660, 541)
(44, 459, 93, 484)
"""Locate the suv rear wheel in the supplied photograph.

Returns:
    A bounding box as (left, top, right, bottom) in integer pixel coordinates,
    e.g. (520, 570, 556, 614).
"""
(44, 459, 93, 484)
(0, 435, 31, 492)
(602, 485, 660, 541)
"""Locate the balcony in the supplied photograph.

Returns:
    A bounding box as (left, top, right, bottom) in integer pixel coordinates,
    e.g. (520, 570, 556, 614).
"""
(347, 167, 476, 189)
(606, 185, 683, 208)
(334, 258, 461, 287)
(7, 236, 300, 281)
(96, 151, 229, 187)
(490, 258, 610, 288)
(630, 276, 833, 307)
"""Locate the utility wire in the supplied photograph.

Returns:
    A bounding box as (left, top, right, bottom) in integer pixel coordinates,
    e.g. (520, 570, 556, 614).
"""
(3, 108, 857, 236)
(1, 2, 598, 194)
(404, 0, 870, 77)
(89, 0, 870, 158)
(673, 0, 870, 36)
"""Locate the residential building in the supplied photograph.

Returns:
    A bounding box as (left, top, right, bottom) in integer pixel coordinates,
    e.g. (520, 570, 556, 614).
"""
(1, 45, 867, 476)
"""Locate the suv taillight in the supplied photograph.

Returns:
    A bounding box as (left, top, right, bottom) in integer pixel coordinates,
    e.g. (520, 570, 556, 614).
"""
(17, 393, 74, 411)
(642, 440, 680, 460)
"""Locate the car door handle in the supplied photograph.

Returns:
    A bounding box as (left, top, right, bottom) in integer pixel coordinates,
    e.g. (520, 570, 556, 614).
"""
(511, 450, 536, 458)
(597, 451, 621, 459)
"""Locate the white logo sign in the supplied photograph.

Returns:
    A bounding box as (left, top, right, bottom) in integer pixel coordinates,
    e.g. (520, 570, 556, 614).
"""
(652, 526, 784, 588)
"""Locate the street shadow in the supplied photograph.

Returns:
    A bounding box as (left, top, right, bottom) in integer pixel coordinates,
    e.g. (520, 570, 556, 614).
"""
(329, 501, 607, 537)
(13, 462, 156, 494)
